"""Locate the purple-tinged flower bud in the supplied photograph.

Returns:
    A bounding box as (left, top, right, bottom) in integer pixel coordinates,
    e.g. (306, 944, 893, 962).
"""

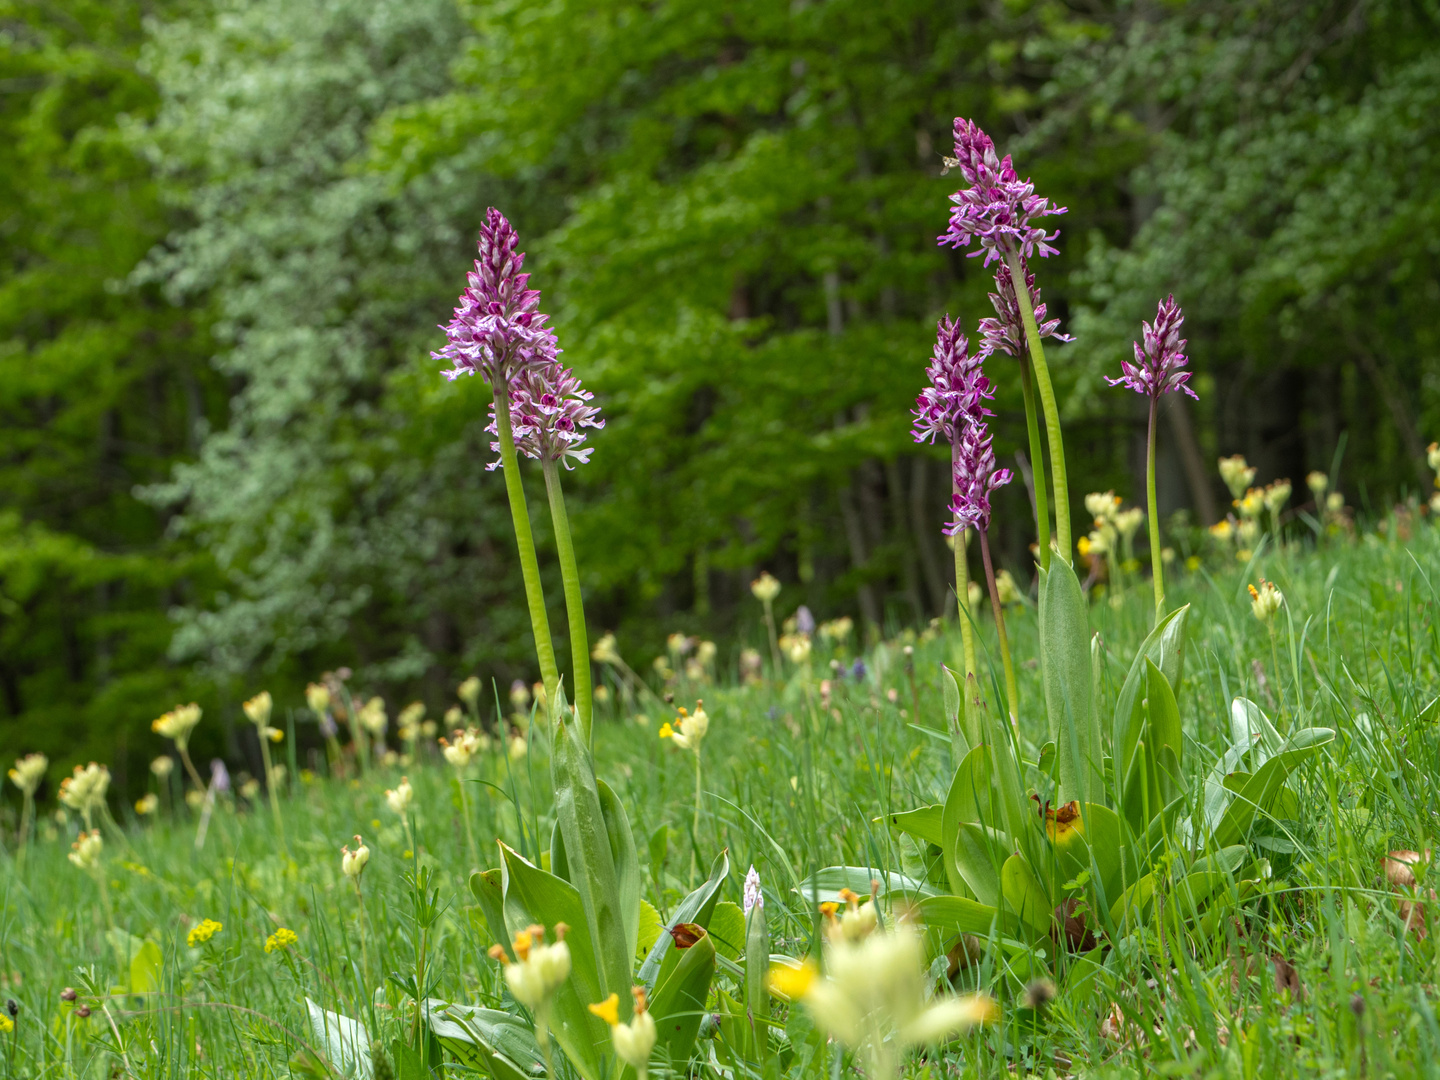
(209, 759, 230, 793)
(485, 360, 605, 470)
(938, 119, 1066, 267)
(433, 208, 559, 386)
(978, 260, 1074, 358)
(912, 317, 993, 448)
(1106, 295, 1196, 402)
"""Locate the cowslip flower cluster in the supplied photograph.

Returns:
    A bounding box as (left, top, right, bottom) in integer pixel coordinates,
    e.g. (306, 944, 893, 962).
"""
(978, 261, 1073, 358)
(590, 988, 657, 1078)
(768, 894, 997, 1080)
(68, 829, 103, 871)
(1219, 455, 1256, 500)
(433, 208, 558, 387)
(1107, 295, 1195, 401)
(489, 362, 605, 470)
(187, 918, 223, 948)
(659, 702, 709, 752)
(243, 691, 283, 742)
(152, 703, 202, 749)
(939, 118, 1066, 267)
(58, 763, 110, 823)
(489, 923, 572, 1013)
(750, 572, 781, 603)
(9, 753, 47, 797)
(341, 836, 370, 880)
(385, 776, 414, 815)
(1249, 580, 1284, 622)
(440, 727, 488, 767)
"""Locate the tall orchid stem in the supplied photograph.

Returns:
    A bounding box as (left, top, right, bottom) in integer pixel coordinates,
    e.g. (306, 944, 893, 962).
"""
(1018, 354, 1051, 571)
(493, 381, 560, 708)
(1004, 250, 1071, 563)
(979, 530, 1020, 738)
(953, 528, 978, 682)
(1146, 396, 1164, 623)
(541, 457, 593, 746)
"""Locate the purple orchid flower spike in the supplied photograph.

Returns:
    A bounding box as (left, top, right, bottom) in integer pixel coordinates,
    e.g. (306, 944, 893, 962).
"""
(1107, 295, 1195, 401)
(1110, 295, 1194, 623)
(945, 420, 1012, 537)
(911, 317, 993, 448)
(939, 119, 1067, 267)
(978, 259, 1074, 358)
(433, 207, 559, 386)
(487, 361, 605, 470)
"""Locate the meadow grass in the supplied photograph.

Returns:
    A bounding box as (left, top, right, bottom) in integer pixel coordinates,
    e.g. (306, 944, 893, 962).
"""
(4, 523, 1440, 1078)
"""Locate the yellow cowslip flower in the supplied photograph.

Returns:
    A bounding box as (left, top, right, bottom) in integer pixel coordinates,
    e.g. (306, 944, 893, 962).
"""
(265, 927, 298, 954)
(1325, 491, 1345, 514)
(385, 776, 413, 815)
(68, 829, 103, 871)
(151, 755, 175, 779)
(1263, 480, 1292, 518)
(341, 836, 370, 880)
(750, 572, 781, 603)
(1114, 506, 1145, 543)
(1209, 519, 1235, 543)
(1306, 471, 1328, 498)
(458, 677, 481, 708)
(591, 633, 622, 665)
(135, 793, 159, 816)
(1237, 488, 1265, 520)
(152, 703, 202, 749)
(357, 697, 387, 736)
(305, 682, 331, 714)
(1249, 580, 1283, 622)
(58, 763, 110, 818)
(440, 727, 486, 768)
(9, 752, 48, 797)
(242, 691, 273, 727)
(1084, 491, 1121, 523)
(1081, 529, 1109, 557)
(1429, 442, 1440, 474)
(187, 918, 223, 947)
(781, 633, 812, 665)
(397, 701, 425, 738)
(819, 617, 854, 643)
(240, 778, 261, 800)
(590, 988, 657, 1076)
(1218, 455, 1255, 500)
(507, 735, 528, 762)
(491, 924, 571, 1012)
(769, 922, 996, 1080)
(660, 702, 709, 752)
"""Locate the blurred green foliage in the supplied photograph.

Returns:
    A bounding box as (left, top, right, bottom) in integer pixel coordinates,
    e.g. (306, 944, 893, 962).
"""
(2, 0, 1437, 780)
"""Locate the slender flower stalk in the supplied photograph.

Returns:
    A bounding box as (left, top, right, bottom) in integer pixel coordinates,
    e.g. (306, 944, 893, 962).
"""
(243, 691, 287, 854)
(435, 209, 561, 708)
(950, 419, 1018, 736)
(659, 702, 709, 886)
(939, 118, 1072, 563)
(8, 754, 46, 872)
(750, 573, 784, 676)
(1106, 295, 1195, 622)
(979, 261, 1073, 570)
(493, 359, 605, 742)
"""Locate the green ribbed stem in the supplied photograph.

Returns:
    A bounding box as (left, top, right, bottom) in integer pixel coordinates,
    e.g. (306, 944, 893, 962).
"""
(493, 382, 560, 709)
(1146, 396, 1165, 624)
(1004, 250, 1071, 563)
(542, 456, 593, 746)
(979, 528, 1019, 737)
(1018, 351, 1051, 572)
